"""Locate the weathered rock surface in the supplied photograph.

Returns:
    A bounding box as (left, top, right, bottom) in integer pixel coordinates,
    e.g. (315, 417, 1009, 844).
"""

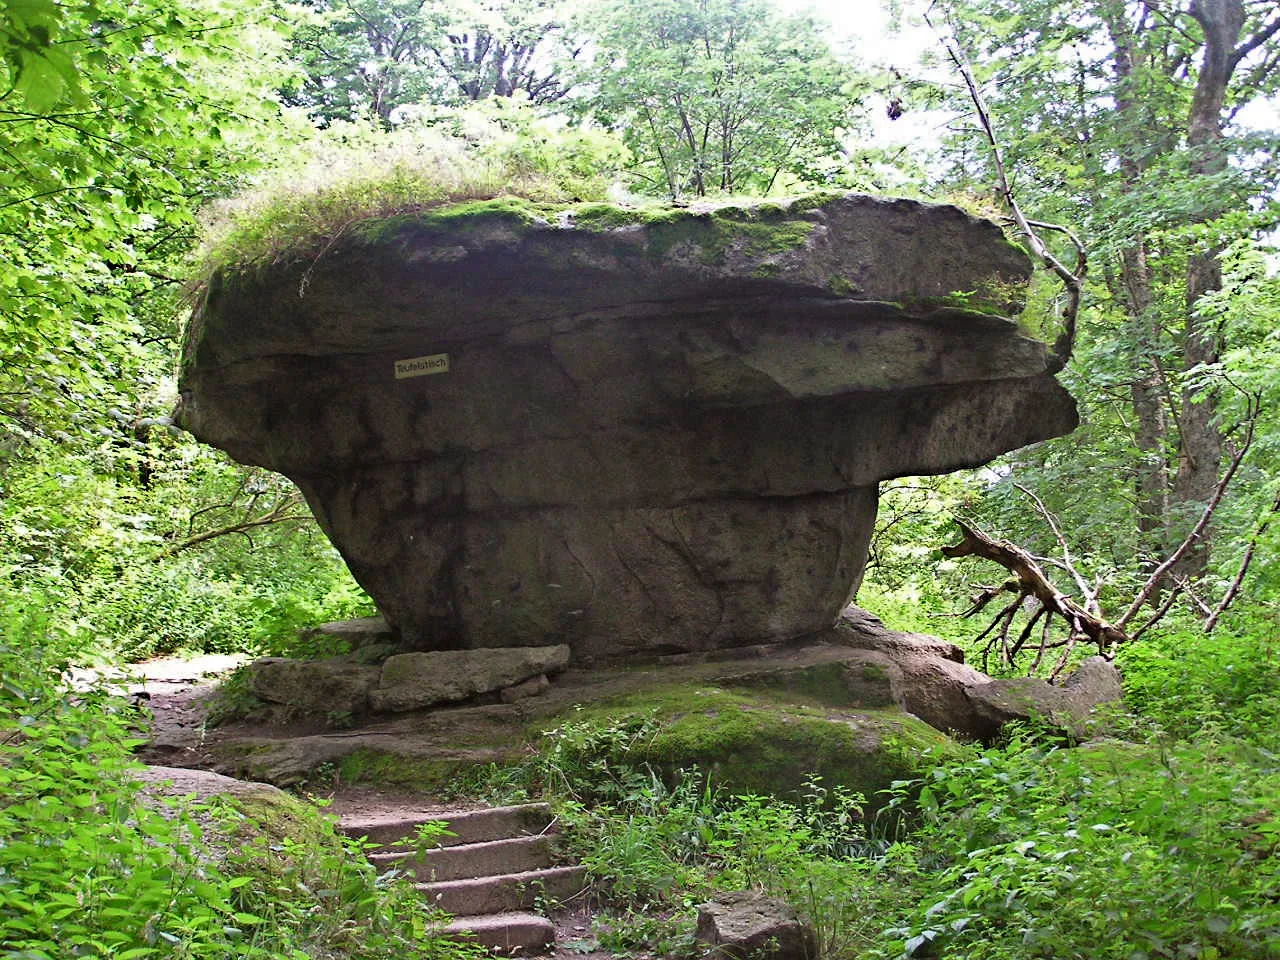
(301, 616, 396, 647)
(706, 609, 1123, 741)
(245, 644, 569, 716)
(695, 892, 817, 960)
(180, 193, 1077, 661)
(967, 655, 1124, 739)
(187, 607, 1122, 787)
(135, 764, 285, 804)
(371, 644, 570, 712)
(248, 656, 381, 715)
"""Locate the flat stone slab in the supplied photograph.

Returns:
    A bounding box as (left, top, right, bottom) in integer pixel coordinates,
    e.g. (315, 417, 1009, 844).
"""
(371, 644, 570, 712)
(302, 616, 396, 646)
(445, 912, 554, 955)
(248, 657, 380, 714)
(696, 892, 816, 960)
(419, 865, 586, 916)
(244, 645, 569, 716)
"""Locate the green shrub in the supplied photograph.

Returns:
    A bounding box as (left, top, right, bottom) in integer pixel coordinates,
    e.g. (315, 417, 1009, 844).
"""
(0, 588, 482, 959)
(878, 730, 1280, 959)
(1118, 614, 1280, 742)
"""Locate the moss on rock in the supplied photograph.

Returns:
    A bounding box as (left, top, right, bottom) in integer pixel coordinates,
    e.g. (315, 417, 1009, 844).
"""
(541, 684, 956, 805)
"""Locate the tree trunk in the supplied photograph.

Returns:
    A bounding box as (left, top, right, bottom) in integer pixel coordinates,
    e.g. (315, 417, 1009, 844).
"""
(1119, 241, 1171, 556)
(1170, 0, 1246, 576)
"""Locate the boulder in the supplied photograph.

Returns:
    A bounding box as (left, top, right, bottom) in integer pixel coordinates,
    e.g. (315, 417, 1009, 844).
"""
(244, 644, 569, 716)
(135, 764, 285, 804)
(179, 193, 1078, 662)
(301, 616, 397, 648)
(825, 609, 991, 735)
(695, 892, 817, 960)
(500, 674, 551, 703)
(247, 657, 380, 715)
(370, 644, 570, 712)
(710, 610, 1123, 742)
(967, 655, 1124, 739)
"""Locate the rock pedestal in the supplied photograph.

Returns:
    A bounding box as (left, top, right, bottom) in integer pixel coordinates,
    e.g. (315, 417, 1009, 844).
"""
(179, 193, 1077, 662)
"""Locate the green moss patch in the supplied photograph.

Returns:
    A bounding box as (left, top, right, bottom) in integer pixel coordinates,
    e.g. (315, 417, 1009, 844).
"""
(643, 202, 817, 266)
(334, 748, 510, 795)
(351, 195, 553, 249)
(543, 684, 955, 805)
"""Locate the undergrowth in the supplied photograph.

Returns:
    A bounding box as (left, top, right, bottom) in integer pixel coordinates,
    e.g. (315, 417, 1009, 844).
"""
(483, 609, 1280, 960)
(193, 102, 628, 284)
(0, 589, 482, 959)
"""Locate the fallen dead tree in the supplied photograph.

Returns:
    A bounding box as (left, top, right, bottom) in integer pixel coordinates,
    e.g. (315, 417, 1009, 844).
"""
(944, 389, 1268, 678)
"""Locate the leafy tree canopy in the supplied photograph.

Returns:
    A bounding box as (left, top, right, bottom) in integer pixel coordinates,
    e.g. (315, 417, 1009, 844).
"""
(579, 0, 870, 197)
(0, 0, 290, 452)
(283, 0, 581, 125)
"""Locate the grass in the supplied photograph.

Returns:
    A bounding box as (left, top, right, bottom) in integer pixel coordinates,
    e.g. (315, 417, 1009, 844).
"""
(192, 126, 607, 286)
(189, 113, 852, 295)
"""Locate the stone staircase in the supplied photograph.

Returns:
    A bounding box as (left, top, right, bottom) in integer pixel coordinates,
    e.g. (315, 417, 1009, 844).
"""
(340, 802, 585, 954)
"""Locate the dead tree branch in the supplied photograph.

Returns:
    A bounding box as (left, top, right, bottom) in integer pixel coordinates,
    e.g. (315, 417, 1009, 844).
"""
(943, 520, 1130, 667)
(925, 3, 1087, 371)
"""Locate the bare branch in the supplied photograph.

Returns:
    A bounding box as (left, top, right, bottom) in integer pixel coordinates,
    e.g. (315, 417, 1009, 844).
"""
(943, 520, 1129, 658)
(925, 4, 1088, 371)
(1116, 390, 1261, 628)
(1014, 482, 1095, 606)
(1206, 489, 1280, 631)
(1128, 583, 1182, 641)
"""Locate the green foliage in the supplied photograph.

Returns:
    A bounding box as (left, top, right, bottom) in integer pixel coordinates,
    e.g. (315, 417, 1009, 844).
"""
(0, 436, 372, 661)
(879, 729, 1280, 959)
(918, 0, 1280, 612)
(556, 769, 896, 958)
(0, 0, 290, 447)
(0, 588, 482, 959)
(580, 0, 868, 197)
(1118, 612, 1280, 743)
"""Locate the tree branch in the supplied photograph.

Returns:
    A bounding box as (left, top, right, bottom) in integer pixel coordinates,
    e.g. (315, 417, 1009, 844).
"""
(925, 3, 1088, 372)
(1115, 390, 1261, 628)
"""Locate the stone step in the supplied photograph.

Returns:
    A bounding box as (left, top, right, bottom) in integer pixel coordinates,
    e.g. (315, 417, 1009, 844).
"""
(340, 802, 555, 849)
(445, 912, 555, 955)
(371, 835, 555, 882)
(419, 865, 586, 917)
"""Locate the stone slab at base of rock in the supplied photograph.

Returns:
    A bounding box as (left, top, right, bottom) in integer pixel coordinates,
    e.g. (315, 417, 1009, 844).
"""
(710, 608, 1124, 742)
(500, 674, 550, 703)
(967, 655, 1124, 740)
(302, 616, 397, 647)
(371, 644, 570, 712)
(695, 892, 817, 960)
(244, 644, 568, 717)
(248, 657, 381, 715)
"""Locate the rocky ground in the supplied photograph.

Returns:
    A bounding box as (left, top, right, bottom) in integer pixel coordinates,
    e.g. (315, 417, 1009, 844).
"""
(126, 656, 629, 958)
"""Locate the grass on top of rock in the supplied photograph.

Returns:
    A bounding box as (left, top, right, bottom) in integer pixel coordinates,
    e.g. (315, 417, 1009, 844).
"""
(192, 103, 628, 285)
(191, 102, 846, 291)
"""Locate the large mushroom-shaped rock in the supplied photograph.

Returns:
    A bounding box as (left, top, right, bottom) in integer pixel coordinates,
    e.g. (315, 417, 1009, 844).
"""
(179, 193, 1077, 662)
